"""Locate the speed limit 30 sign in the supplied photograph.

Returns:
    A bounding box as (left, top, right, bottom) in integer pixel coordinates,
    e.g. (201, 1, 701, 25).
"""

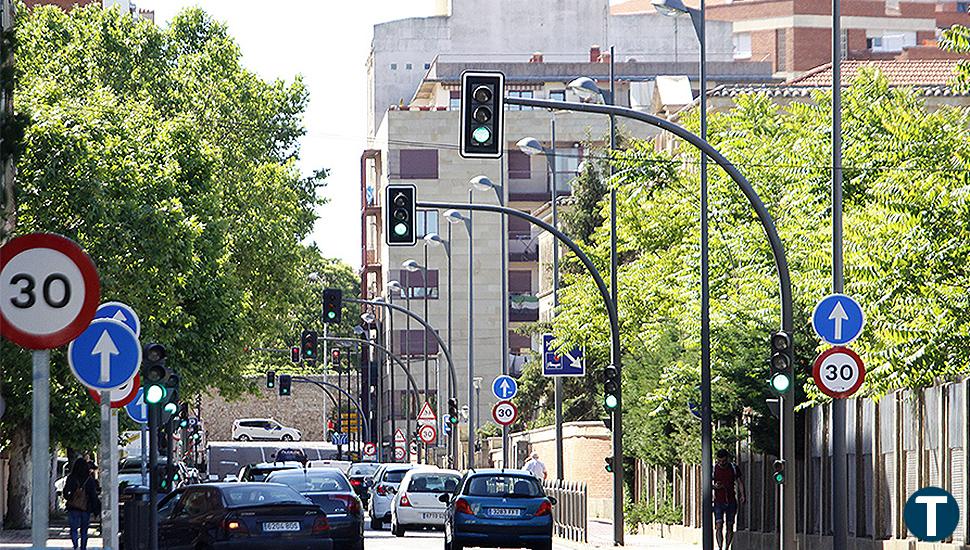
(813, 346, 865, 399)
(0, 234, 100, 349)
(492, 401, 517, 426)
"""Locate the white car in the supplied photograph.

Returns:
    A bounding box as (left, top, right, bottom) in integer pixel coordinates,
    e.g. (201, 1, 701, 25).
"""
(231, 418, 301, 442)
(307, 459, 352, 473)
(391, 468, 461, 536)
(368, 463, 420, 529)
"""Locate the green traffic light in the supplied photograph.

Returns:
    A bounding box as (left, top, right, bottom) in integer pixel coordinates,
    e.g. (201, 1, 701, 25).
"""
(394, 222, 408, 236)
(164, 402, 178, 415)
(774, 472, 784, 484)
(604, 394, 618, 410)
(770, 372, 792, 394)
(145, 385, 166, 404)
(179, 420, 188, 428)
(472, 126, 491, 144)
(328, 311, 336, 319)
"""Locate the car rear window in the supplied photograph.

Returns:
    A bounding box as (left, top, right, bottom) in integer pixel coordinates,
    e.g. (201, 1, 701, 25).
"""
(246, 466, 298, 482)
(408, 473, 461, 493)
(384, 469, 411, 483)
(268, 470, 351, 492)
(222, 485, 308, 507)
(465, 475, 543, 498)
(349, 464, 379, 476)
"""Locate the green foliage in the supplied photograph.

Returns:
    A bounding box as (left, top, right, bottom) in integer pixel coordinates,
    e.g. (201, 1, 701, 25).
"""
(625, 493, 683, 528)
(940, 25, 970, 91)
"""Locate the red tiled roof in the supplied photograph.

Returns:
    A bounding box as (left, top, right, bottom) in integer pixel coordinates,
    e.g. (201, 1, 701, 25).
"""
(785, 60, 961, 87)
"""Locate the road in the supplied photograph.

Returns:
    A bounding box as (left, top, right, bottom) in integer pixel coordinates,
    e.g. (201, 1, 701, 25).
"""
(363, 525, 579, 550)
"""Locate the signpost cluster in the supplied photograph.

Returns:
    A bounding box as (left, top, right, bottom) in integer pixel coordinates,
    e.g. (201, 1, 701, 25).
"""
(811, 294, 866, 399)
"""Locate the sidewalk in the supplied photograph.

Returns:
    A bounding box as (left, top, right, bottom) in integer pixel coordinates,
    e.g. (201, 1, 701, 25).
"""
(0, 527, 104, 549)
(558, 519, 702, 550)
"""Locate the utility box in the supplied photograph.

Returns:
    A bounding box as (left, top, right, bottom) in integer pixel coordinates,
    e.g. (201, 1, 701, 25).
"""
(120, 486, 150, 550)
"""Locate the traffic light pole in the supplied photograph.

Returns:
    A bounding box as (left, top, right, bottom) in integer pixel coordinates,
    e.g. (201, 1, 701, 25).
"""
(148, 403, 159, 550)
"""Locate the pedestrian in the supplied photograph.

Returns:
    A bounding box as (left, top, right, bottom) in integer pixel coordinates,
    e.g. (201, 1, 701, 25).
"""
(63, 457, 101, 550)
(712, 449, 745, 550)
(523, 452, 547, 480)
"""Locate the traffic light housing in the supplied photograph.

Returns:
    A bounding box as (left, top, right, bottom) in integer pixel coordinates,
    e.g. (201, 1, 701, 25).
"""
(142, 343, 169, 405)
(331, 348, 341, 367)
(290, 346, 300, 364)
(385, 184, 417, 246)
(447, 398, 459, 425)
(161, 374, 180, 424)
(266, 371, 276, 389)
(178, 403, 189, 428)
(773, 459, 786, 484)
(323, 289, 343, 324)
(301, 330, 318, 362)
(604, 457, 614, 472)
(603, 364, 619, 410)
(279, 374, 292, 397)
(769, 331, 793, 395)
(459, 71, 504, 159)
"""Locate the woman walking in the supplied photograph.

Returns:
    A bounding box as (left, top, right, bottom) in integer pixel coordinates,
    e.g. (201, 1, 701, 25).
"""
(63, 458, 101, 550)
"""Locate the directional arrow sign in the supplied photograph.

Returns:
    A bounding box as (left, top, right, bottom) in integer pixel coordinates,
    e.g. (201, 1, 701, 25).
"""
(492, 375, 518, 400)
(812, 294, 864, 346)
(89, 373, 140, 408)
(125, 388, 149, 424)
(93, 301, 140, 337)
(68, 318, 141, 391)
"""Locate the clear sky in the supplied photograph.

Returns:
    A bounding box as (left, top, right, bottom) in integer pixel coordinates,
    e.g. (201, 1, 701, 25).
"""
(150, 0, 441, 270)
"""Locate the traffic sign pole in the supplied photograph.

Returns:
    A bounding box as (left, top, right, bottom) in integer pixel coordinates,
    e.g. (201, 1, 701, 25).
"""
(31, 350, 49, 548)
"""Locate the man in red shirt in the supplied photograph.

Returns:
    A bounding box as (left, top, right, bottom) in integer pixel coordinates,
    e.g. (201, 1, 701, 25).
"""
(713, 449, 746, 550)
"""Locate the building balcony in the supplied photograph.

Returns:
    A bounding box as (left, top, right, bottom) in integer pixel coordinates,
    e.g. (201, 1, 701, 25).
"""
(510, 294, 539, 323)
(509, 231, 538, 262)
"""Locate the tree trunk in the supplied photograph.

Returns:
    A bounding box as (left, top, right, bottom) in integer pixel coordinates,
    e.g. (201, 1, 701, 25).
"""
(4, 424, 31, 528)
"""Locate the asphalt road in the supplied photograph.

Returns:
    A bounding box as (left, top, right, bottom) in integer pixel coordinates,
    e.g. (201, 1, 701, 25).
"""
(363, 524, 576, 550)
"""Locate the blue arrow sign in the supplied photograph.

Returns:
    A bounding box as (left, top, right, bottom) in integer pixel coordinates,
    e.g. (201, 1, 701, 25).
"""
(125, 388, 148, 424)
(68, 318, 141, 391)
(492, 375, 517, 400)
(542, 334, 585, 377)
(331, 432, 349, 446)
(812, 294, 864, 345)
(94, 301, 140, 337)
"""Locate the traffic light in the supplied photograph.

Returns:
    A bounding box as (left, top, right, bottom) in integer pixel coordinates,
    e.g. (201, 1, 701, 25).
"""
(142, 343, 169, 405)
(279, 374, 292, 397)
(769, 331, 793, 395)
(331, 348, 341, 366)
(161, 374, 180, 424)
(290, 346, 300, 364)
(603, 364, 619, 411)
(773, 459, 786, 484)
(323, 289, 343, 324)
(604, 457, 614, 472)
(178, 403, 189, 428)
(459, 71, 504, 159)
(385, 184, 417, 246)
(447, 398, 459, 425)
(267, 371, 276, 389)
(301, 330, 318, 362)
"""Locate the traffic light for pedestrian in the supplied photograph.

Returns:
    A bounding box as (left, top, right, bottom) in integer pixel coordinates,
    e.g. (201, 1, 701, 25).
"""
(267, 371, 276, 389)
(603, 364, 619, 410)
(331, 348, 341, 367)
(773, 459, 786, 484)
(301, 330, 318, 362)
(459, 71, 504, 159)
(142, 343, 169, 404)
(447, 398, 459, 424)
(385, 184, 417, 246)
(604, 457, 614, 472)
(323, 289, 343, 324)
(279, 374, 292, 397)
(769, 331, 793, 395)
(290, 346, 300, 364)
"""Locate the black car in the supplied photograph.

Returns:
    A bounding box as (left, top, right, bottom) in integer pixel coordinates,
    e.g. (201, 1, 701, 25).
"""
(237, 461, 304, 482)
(346, 463, 379, 507)
(266, 468, 365, 550)
(157, 483, 333, 549)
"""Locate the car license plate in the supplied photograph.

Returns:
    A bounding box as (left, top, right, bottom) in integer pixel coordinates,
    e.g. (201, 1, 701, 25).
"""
(422, 512, 445, 520)
(263, 521, 301, 532)
(487, 507, 522, 517)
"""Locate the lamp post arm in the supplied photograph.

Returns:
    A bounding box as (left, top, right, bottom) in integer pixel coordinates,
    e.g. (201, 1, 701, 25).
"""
(322, 336, 422, 415)
(291, 377, 370, 443)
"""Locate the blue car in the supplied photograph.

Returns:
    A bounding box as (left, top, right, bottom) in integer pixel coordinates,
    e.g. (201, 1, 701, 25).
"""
(266, 467, 365, 550)
(441, 469, 556, 550)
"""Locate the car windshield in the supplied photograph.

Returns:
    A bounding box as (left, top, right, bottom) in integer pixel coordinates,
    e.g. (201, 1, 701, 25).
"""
(408, 473, 461, 493)
(222, 485, 308, 507)
(267, 470, 351, 493)
(349, 464, 379, 476)
(465, 475, 543, 498)
(384, 469, 411, 483)
(117, 473, 144, 487)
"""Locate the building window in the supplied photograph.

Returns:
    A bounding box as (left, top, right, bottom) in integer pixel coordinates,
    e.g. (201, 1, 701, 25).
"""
(416, 209, 439, 238)
(508, 150, 531, 180)
(399, 149, 439, 179)
(550, 90, 566, 102)
(553, 145, 582, 189)
(958, 1, 969, 12)
(449, 90, 461, 111)
(867, 31, 916, 52)
(395, 329, 440, 356)
(406, 63, 413, 70)
(391, 63, 397, 70)
(508, 90, 534, 110)
(733, 32, 752, 59)
(776, 29, 787, 72)
(390, 269, 439, 300)
(509, 271, 532, 294)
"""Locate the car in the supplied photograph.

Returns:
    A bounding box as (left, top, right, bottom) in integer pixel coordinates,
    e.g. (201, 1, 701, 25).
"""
(157, 483, 333, 549)
(237, 461, 304, 482)
(346, 462, 380, 508)
(274, 448, 309, 464)
(306, 459, 351, 473)
(441, 469, 556, 550)
(266, 467, 365, 550)
(391, 468, 461, 536)
(367, 463, 420, 529)
(232, 418, 302, 442)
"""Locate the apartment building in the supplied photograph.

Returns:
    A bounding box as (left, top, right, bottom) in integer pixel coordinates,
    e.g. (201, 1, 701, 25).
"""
(24, 0, 154, 21)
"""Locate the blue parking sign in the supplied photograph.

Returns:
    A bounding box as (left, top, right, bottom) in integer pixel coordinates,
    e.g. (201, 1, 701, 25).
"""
(542, 334, 585, 377)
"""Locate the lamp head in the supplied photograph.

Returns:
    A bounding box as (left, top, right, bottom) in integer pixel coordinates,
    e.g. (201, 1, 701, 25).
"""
(444, 209, 466, 224)
(469, 175, 495, 191)
(516, 137, 544, 156)
(387, 280, 403, 292)
(402, 259, 421, 273)
(360, 312, 376, 324)
(424, 233, 443, 246)
(353, 325, 365, 335)
(567, 77, 604, 102)
(652, 0, 691, 16)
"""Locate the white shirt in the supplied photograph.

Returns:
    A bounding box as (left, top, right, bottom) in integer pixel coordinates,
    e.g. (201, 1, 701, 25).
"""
(524, 458, 547, 479)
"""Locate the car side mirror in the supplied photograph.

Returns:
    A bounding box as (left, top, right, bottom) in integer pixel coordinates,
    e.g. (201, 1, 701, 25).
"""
(438, 493, 450, 503)
(548, 496, 557, 505)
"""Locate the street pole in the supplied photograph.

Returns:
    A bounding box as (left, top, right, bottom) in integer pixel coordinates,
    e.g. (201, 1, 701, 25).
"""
(99, 393, 117, 550)
(140, 422, 148, 487)
(404, 270, 413, 462)
(31, 349, 50, 549)
(551, 116, 565, 481)
(499, 155, 510, 470)
(447, 225, 456, 467)
(423, 244, 431, 464)
(467, 190, 476, 469)
(388, 298, 397, 460)
(831, 2, 847, 550)
(148, 402, 159, 550)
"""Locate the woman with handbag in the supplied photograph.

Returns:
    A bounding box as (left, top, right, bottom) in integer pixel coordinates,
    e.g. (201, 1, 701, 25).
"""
(62, 458, 101, 550)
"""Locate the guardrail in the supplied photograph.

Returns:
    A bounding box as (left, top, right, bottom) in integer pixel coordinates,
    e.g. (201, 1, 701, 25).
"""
(544, 479, 588, 543)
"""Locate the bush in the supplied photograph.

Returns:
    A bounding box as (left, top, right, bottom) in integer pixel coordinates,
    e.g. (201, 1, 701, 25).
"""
(625, 495, 683, 530)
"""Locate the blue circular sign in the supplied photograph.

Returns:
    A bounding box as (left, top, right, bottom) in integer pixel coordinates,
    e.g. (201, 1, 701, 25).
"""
(904, 487, 959, 541)
(68, 318, 141, 391)
(125, 388, 148, 424)
(492, 375, 517, 400)
(812, 294, 864, 345)
(94, 301, 140, 337)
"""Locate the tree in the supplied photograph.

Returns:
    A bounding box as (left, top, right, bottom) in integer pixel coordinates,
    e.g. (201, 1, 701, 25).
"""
(940, 25, 970, 91)
(1, 4, 331, 526)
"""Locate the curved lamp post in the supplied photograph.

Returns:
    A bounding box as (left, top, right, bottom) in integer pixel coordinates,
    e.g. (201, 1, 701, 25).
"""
(445, 207, 474, 468)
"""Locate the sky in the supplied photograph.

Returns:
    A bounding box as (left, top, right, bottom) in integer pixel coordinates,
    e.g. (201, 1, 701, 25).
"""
(150, 0, 441, 270)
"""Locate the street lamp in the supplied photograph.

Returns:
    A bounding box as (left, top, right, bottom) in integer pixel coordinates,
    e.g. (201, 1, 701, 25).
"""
(652, 0, 703, 37)
(445, 207, 475, 468)
(567, 77, 612, 104)
(425, 231, 452, 464)
(405, 255, 431, 464)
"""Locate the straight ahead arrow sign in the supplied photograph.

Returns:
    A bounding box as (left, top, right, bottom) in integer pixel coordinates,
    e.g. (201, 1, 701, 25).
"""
(92, 330, 119, 383)
(828, 301, 848, 341)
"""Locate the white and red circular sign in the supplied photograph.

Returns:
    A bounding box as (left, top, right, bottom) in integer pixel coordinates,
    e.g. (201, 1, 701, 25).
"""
(492, 401, 518, 426)
(89, 373, 141, 408)
(419, 424, 437, 444)
(813, 346, 865, 399)
(0, 233, 100, 349)
(394, 446, 406, 461)
(363, 442, 377, 457)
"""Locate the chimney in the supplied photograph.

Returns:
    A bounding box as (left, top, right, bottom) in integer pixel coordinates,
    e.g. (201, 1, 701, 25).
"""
(598, 51, 611, 64)
(590, 45, 601, 63)
(529, 52, 544, 63)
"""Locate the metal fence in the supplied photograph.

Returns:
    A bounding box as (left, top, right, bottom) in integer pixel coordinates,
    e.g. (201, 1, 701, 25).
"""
(544, 479, 588, 543)
(632, 377, 970, 548)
